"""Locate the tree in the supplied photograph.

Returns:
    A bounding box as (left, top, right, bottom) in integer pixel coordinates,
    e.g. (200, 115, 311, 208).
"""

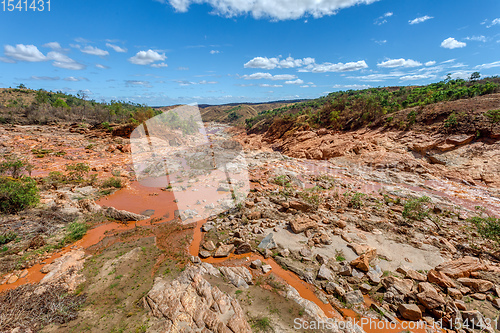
(16, 83, 26, 89)
(470, 72, 481, 81)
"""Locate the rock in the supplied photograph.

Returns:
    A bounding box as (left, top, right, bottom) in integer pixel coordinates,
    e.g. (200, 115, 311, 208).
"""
(435, 256, 486, 278)
(455, 300, 467, 311)
(427, 269, 457, 288)
(492, 298, 500, 308)
(199, 250, 211, 258)
(316, 253, 329, 265)
(247, 211, 262, 220)
(348, 243, 372, 255)
(202, 223, 214, 232)
(382, 276, 413, 296)
(335, 220, 347, 229)
(6, 274, 18, 284)
(359, 283, 372, 294)
(406, 269, 427, 282)
(446, 134, 475, 146)
(214, 244, 234, 258)
(471, 293, 486, 300)
(350, 248, 376, 272)
(317, 265, 334, 281)
(203, 240, 216, 251)
(28, 235, 45, 249)
(257, 233, 276, 250)
(367, 266, 383, 284)
(262, 265, 272, 274)
(345, 290, 364, 306)
(461, 311, 491, 330)
(39, 249, 86, 291)
(235, 242, 252, 254)
(417, 290, 446, 310)
(299, 247, 313, 257)
(398, 304, 422, 321)
(447, 288, 462, 300)
(289, 200, 313, 212)
(19, 269, 28, 278)
(250, 260, 262, 269)
(339, 264, 352, 276)
(352, 269, 365, 279)
(325, 282, 346, 298)
(289, 216, 317, 234)
(220, 266, 253, 289)
(456, 278, 493, 292)
(102, 206, 149, 222)
(280, 248, 290, 257)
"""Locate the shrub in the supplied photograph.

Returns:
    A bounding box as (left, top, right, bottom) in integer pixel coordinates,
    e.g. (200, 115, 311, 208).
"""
(468, 216, 500, 246)
(66, 163, 90, 182)
(344, 191, 365, 209)
(402, 196, 431, 221)
(0, 177, 39, 214)
(444, 112, 458, 128)
(485, 109, 500, 123)
(59, 222, 87, 247)
(0, 156, 33, 178)
(0, 231, 17, 245)
(101, 177, 122, 189)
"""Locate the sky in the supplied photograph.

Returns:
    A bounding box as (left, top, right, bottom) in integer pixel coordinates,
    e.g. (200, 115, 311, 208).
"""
(0, 0, 499, 106)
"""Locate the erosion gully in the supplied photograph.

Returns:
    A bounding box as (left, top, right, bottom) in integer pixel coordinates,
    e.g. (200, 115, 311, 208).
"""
(9, 157, 494, 332)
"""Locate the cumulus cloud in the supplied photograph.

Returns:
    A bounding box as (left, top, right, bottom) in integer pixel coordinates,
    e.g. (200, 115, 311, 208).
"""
(440, 37, 466, 49)
(374, 40, 387, 45)
(64, 76, 88, 82)
(128, 49, 167, 65)
(285, 79, 304, 85)
(244, 56, 314, 69)
(4, 44, 46, 62)
(475, 61, 500, 69)
(408, 15, 433, 25)
(300, 60, 368, 73)
(242, 72, 297, 80)
(126, 80, 152, 87)
(425, 61, 436, 66)
(400, 74, 436, 81)
(106, 43, 127, 53)
(47, 51, 86, 70)
(31, 75, 60, 81)
(96, 64, 109, 69)
(259, 83, 283, 87)
(42, 42, 65, 51)
(210, 50, 220, 54)
(159, 0, 378, 20)
(377, 58, 422, 68)
(80, 46, 109, 56)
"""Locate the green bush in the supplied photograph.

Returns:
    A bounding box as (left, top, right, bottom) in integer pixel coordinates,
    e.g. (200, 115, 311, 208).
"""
(485, 109, 500, 123)
(101, 177, 122, 189)
(444, 112, 458, 128)
(59, 222, 87, 247)
(0, 156, 33, 178)
(0, 232, 17, 245)
(402, 196, 431, 221)
(0, 177, 39, 214)
(468, 216, 500, 245)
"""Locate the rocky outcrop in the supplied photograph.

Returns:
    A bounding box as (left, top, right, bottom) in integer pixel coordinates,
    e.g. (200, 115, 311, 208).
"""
(144, 264, 251, 333)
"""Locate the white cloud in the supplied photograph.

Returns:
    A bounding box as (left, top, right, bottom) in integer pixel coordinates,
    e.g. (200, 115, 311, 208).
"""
(465, 35, 487, 42)
(47, 51, 86, 70)
(475, 61, 500, 69)
(42, 42, 64, 51)
(332, 84, 371, 90)
(300, 60, 368, 72)
(4, 44, 46, 62)
(106, 43, 127, 53)
(96, 64, 109, 69)
(199, 80, 218, 84)
(259, 83, 283, 87)
(408, 15, 433, 25)
(425, 61, 436, 66)
(128, 49, 167, 65)
(400, 74, 436, 81)
(80, 46, 109, 56)
(210, 50, 220, 54)
(443, 71, 473, 80)
(244, 56, 314, 69)
(377, 58, 422, 68)
(177, 66, 189, 70)
(160, 0, 378, 20)
(151, 62, 169, 68)
(374, 40, 387, 45)
(440, 37, 466, 49)
(374, 12, 393, 25)
(64, 76, 88, 82)
(347, 72, 404, 82)
(242, 72, 297, 80)
(486, 18, 500, 28)
(31, 75, 60, 81)
(285, 79, 304, 85)
(126, 80, 152, 87)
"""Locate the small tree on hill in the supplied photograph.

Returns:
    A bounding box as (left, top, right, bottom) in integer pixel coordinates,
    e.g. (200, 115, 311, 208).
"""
(470, 72, 481, 81)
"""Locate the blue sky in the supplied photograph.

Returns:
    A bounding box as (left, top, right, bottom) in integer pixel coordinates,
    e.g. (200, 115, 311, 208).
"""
(0, 0, 499, 105)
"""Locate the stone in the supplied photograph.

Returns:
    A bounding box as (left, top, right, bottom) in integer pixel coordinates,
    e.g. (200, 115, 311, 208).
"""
(214, 244, 234, 258)
(447, 288, 462, 299)
(359, 283, 372, 294)
(455, 300, 467, 311)
(220, 267, 253, 289)
(235, 242, 252, 254)
(6, 274, 18, 284)
(398, 304, 422, 321)
(471, 293, 486, 300)
(339, 265, 352, 276)
(461, 311, 490, 330)
(289, 200, 313, 212)
(317, 265, 334, 281)
(316, 253, 329, 265)
(199, 250, 212, 259)
(247, 211, 262, 220)
(350, 248, 376, 272)
(203, 240, 216, 251)
(289, 217, 317, 233)
(280, 248, 290, 257)
(406, 270, 427, 282)
(492, 298, 500, 308)
(367, 266, 383, 284)
(456, 278, 493, 293)
(262, 265, 272, 274)
(435, 256, 486, 278)
(427, 269, 456, 288)
(19, 269, 28, 278)
(382, 276, 413, 296)
(417, 290, 446, 310)
(352, 269, 365, 279)
(345, 290, 364, 306)
(336, 220, 347, 229)
(299, 247, 313, 257)
(446, 134, 475, 146)
(257, 233, 276, 250)
(250, 260, 262, 269)
(325, 282, 346, 298)
(191, 256, 201, 264)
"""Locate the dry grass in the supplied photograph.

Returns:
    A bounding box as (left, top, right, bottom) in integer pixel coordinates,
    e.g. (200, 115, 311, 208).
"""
(0, 284, 86, 332)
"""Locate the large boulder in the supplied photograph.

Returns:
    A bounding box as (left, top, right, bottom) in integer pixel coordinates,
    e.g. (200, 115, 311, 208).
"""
(435, 256, 486, 278)
(456, 278, 494, 293)
(398, 304, 422, 321)
(289, 216, 317, 234)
